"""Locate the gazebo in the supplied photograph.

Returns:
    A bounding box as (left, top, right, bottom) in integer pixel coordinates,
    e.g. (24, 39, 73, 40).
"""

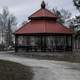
(15, 1, 73, 52)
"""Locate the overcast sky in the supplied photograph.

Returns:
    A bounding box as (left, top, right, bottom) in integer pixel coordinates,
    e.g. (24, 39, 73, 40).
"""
(0, 0, 79, 26)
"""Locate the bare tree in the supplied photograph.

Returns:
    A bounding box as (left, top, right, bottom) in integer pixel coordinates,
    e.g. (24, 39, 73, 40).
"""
(0, 7, 17, 49)
(52, 8, 71, 24)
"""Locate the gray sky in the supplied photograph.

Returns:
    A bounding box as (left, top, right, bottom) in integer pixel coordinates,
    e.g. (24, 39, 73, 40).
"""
(0, 0, 79, 26)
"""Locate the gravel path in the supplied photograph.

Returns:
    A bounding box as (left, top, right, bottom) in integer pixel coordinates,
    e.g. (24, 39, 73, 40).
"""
(0, 53, 80, 80)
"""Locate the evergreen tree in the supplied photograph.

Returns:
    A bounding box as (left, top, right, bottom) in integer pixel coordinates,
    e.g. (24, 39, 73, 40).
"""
(73, 0, 80, 11)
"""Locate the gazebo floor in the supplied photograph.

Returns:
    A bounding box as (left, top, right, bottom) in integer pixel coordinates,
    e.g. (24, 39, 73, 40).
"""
(15, 46, 72, 52)
(14, 51, 80, 62)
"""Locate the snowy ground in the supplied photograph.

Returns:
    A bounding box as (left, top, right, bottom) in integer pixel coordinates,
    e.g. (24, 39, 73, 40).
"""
(0, 53, 80, 80)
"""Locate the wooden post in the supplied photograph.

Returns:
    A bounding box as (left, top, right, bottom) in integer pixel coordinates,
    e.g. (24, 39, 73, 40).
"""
(54, 36, 57, 52)
(40, 36, 42, 52)
(15, 35, 18, 52)
(72, 34, 75, 52)
(64, 36, 66, 52)
(71, 35, 73, 52)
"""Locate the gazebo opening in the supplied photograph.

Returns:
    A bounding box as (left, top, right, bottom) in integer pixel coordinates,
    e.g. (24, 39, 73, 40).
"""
(15, 1, 73, 52)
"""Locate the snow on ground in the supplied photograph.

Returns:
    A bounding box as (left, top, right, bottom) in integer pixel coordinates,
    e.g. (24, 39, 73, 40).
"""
(0, 53, 80, 80)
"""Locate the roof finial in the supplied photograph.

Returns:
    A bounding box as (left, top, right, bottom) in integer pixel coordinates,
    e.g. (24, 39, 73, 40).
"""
(41, 1, 46, 9)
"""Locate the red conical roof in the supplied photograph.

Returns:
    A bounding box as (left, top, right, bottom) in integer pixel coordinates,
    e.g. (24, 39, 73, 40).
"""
(29, 1, 58, 20)
(15, 1, 74, 35)
(29, 8, 58, 20)
(15, 20, 73, 34)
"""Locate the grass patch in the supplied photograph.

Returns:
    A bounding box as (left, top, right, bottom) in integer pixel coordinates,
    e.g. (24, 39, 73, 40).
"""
(0, 60, 33, 80)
